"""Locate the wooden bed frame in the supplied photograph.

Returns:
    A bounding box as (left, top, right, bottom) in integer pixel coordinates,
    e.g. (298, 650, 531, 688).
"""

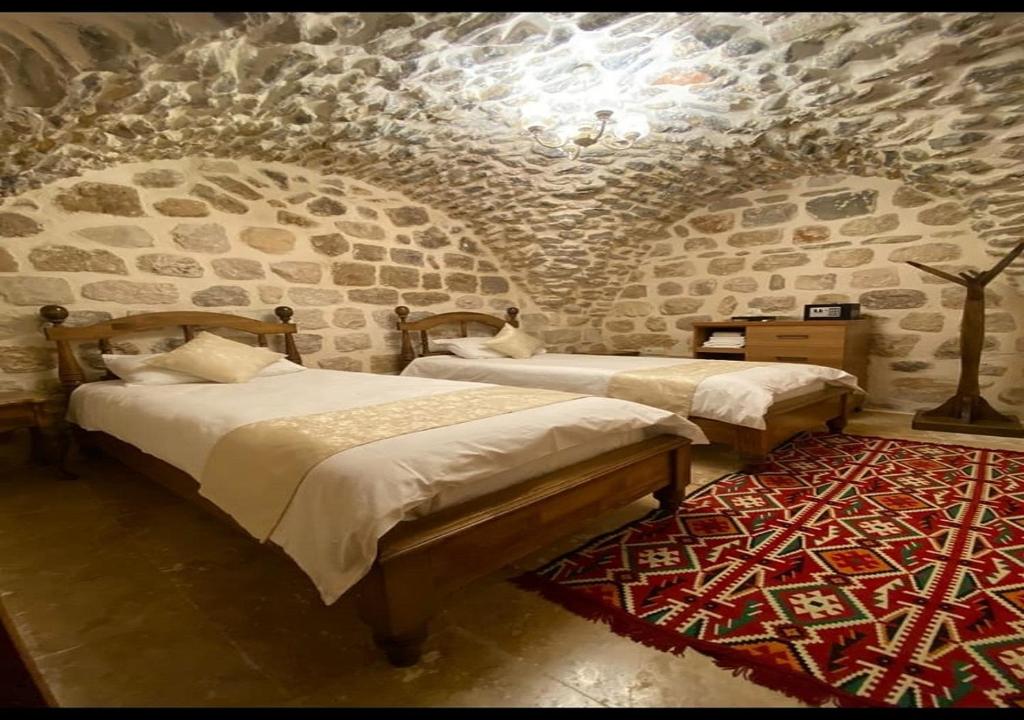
(37, 304, 691, 667)
(394, 305, 851, 463)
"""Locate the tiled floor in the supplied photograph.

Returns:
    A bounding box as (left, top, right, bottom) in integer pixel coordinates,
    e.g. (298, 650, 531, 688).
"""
(1, 410, 1022, 707)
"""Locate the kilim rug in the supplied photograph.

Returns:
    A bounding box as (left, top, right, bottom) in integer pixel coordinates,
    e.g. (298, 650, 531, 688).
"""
(513, 432, 1024, 708)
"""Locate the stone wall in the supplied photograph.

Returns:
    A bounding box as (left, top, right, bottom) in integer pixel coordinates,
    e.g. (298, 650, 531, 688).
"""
(602, 175, 1024, 413)
(0, 158, 544, 393)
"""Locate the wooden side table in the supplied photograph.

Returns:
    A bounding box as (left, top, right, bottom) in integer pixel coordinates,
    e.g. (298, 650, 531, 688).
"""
(0, 392, 61, 465)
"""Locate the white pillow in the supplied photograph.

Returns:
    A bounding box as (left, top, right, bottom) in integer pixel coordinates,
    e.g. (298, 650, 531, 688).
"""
(482, 324, 545, 359)
(146, 332, 283, 383)
(257, 358, 307, 377)
(103, 354, 305, 385)
(432, 336, 507, 359)
(102, 353, 207, 385)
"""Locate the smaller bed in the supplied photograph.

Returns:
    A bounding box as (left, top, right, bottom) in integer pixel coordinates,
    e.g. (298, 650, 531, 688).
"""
(395, 306, 861, 462)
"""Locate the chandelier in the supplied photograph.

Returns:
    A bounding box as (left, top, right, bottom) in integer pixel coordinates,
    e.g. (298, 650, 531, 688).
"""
(521, 102, 650, 160)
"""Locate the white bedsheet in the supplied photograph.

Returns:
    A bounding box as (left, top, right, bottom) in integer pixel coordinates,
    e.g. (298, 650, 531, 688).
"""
(68, 369, 704, 604)
(402, 353, 862, 430)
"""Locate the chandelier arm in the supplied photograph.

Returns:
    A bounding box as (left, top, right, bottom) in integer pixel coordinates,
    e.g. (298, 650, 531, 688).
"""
(529, 129, 568, 150)
(589, 118, 609, 144)
(601, 135, 636, 150)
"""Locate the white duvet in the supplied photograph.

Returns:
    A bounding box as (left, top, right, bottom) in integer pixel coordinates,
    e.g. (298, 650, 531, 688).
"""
(402, 354, 862, 430)
(68, 369, 704, 604)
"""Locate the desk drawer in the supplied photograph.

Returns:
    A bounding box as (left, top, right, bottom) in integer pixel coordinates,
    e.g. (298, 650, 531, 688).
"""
(746, 324, 846, 347)
(745, 343, 844, 367)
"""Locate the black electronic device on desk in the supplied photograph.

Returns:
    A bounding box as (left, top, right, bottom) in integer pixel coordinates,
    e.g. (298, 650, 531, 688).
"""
(803, 303, 861, 320)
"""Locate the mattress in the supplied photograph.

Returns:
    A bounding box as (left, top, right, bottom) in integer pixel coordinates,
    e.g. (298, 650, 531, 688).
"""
(402, 353, 862, 430)
(68, 368, 704, 604)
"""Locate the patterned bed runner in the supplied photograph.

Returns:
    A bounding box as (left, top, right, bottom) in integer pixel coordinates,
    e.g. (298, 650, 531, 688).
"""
(607, 359, 769, 417)
(201, 386, 583, 540)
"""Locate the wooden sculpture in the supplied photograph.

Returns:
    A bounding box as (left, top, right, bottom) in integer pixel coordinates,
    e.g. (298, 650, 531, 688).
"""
(904, 241, 1024, 438)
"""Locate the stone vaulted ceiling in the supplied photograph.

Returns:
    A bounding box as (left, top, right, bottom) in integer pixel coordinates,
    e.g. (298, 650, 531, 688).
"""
(2, 11, 1023, 314)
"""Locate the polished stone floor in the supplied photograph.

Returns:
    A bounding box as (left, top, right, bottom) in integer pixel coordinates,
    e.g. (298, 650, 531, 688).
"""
(1, 410, 1022, 707)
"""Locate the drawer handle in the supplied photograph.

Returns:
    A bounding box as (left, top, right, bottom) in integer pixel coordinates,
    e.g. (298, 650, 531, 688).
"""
(776, 355, 808, 362)
(775, 334, 810, 340)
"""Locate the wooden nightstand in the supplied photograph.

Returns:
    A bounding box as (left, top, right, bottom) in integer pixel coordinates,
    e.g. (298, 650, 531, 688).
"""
(0, 392, 61, 465)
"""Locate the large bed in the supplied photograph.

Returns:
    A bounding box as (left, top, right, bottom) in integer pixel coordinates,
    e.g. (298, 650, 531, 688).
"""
(395, 306, 861, 462)
(38, 304, 702, 666)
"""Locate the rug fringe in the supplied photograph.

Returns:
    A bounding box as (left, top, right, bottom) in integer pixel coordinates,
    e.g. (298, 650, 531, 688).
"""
(511, 572, 883, 709)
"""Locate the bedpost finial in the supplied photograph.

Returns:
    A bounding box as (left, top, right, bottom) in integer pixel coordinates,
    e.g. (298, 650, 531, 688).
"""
(273, 306, 294, 324)
(40, 305, 69, 325)
(506, 307, 520, 327)
(395, 305, 410, 323)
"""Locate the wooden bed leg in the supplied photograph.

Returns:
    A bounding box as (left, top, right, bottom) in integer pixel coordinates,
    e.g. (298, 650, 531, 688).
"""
(355, 556, 435, 667)
(826, 393, 850, 434)
(735, 427, 770, 466)
(654, 443, 691, 512)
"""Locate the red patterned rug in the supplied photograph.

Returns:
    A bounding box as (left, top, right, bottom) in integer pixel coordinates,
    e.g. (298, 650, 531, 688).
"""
(513, 432, 1024, 708)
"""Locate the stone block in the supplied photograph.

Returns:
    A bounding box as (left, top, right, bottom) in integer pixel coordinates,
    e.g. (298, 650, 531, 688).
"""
(172, 223, 229, 253)
(136, 253, 204, 278)
(82, 280, 177, 304)
(888, 243, 961, 263)
(708, 257, 745, 275)
(29, 245, 127, 274)
(741, 203, 797, 227)
(839, 213, 899, 236)
(805, 190, 877, 220)
(192, 285, 250, 306)
(353, 244, 386, 262)
(190, 184, 248, 214)
(899, 312, 945, 332)
(689, 212, 735, 234)
(660, 297, 704, 315)
(212, 258, 264, 280)
(752, 253, 809, 271)
(332, 262, 376, 286)
(154, 198, 210, 217)
(850, 268, 900, 288)
(381, 266, 420, 288)
(74, 225, 155, 248)
(917, 202, 969, 226)
(241, 227, 296, 254)
(332, 308, 366, 329)
(308, 197, 347, 216)
(795, 273, 836, 290)
(480, 276, 510, 294)
(0, 212, 43, 237)
(310, 233, 350, 257)
(336, 221, 386, 240)
(348, 288, 399, 305)
(870, 334, 920, 357)
(289, 288, 343, 306)
(728, 229, 783, 248)
(55, 182, 144, 216)
(0, 346, 56, 373)
(271, 261, 322, 284)
(385, 206, 430, 227)
(825, 248, 874, 267)
(133, 169, 185, 188)
(792, 225, 830, 245)
(445, 272, 477, 293)
(859, 289, 927, 309)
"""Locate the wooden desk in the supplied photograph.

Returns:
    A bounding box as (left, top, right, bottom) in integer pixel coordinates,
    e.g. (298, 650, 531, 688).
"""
(691, 319, 871, 406)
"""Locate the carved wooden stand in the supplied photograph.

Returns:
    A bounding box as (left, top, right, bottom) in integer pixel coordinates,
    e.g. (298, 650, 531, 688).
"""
(905, 241, 1024, 438)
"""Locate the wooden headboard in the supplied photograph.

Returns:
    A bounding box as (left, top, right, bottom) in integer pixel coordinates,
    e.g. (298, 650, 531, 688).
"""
(394, 305, 519, 370)
(38, 305, 301, 396)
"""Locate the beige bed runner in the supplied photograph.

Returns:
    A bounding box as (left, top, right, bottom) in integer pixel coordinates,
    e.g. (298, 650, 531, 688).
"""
(200, 386, 584, 541)
(607, 359, 770, 417)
